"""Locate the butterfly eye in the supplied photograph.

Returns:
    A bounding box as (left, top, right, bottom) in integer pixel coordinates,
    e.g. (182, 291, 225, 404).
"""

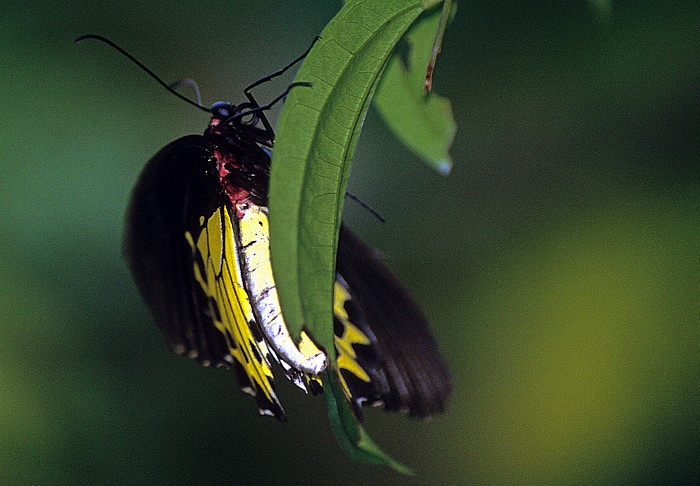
(211, 101, 236, 119)
(233, 102, 259, 126)
(238, 111, 259, 126)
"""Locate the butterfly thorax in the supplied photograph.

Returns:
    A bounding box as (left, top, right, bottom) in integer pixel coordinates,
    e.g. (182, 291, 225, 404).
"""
(204, 112, 271, 213)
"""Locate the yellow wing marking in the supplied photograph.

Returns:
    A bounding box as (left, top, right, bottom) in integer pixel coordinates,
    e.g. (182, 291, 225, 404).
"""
(298, 330, 324, 392)
(187, 206, 281, 410)
(299, 330, 323, 358)
(333, 279, 373, 401)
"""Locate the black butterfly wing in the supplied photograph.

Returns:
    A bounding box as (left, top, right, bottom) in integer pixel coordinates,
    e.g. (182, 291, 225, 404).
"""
(124, 135, 231, 365)
(124, 135, 287, 420)
(336, 226, 452, 418)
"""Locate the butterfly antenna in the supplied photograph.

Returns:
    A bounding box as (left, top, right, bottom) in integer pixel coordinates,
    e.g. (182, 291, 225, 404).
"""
(234, 82, 311, 122)
(244, 36, 319, 95)
(75, 34, 209, 113)
(346, 192, 385, 223)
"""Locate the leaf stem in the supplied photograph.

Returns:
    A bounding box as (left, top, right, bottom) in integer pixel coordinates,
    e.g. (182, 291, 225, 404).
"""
(424, 0, 453, 93)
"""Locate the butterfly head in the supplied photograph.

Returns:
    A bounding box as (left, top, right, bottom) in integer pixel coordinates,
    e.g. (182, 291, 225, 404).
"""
(209, 101, 260, 131)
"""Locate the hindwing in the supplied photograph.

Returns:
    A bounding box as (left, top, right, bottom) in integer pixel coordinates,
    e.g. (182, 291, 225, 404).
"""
(336, 227, 452, 418)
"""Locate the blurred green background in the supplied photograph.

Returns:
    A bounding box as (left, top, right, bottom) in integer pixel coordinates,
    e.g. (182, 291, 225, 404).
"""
(1, 1, 698, 484)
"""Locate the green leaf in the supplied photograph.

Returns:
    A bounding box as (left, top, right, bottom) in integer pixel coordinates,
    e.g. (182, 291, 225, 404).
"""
(270, 0, 443, 351)
(373, 4, 456, 174)
(324, 368, 414, 475)
(269, 0, 450, 469)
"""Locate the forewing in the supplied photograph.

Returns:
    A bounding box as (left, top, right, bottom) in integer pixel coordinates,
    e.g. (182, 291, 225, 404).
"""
(124, 135, 286, 420)
(124, 135, 230, 365)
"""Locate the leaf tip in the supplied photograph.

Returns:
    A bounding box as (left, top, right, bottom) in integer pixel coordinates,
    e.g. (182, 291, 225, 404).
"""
(435, 158, 452, 175)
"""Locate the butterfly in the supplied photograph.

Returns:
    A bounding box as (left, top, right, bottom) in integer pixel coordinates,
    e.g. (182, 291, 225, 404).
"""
(82, 34, 453, 422)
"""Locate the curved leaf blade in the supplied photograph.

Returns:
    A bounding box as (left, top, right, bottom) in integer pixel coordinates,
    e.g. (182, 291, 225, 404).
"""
(270, 0, 442, 351)
(270, 0, 447, 470)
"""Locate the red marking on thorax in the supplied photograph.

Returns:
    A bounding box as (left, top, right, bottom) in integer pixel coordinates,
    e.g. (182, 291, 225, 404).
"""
(215, 148, 251, 218)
